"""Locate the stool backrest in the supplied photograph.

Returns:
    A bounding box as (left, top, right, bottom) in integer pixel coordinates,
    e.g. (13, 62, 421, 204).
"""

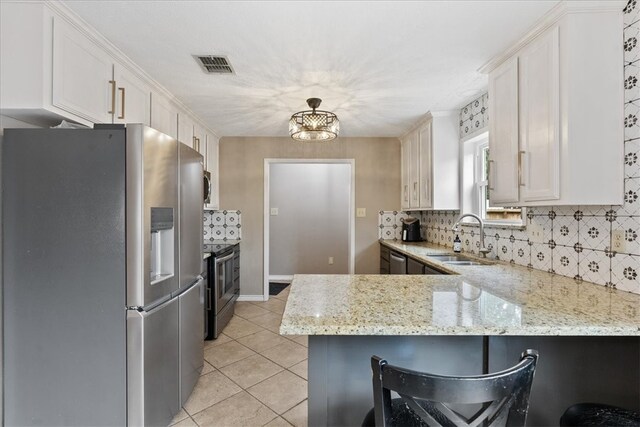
(371, 349, 539, 427)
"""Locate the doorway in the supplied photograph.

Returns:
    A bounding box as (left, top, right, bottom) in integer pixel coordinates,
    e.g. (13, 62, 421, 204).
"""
(263, 159, 355, 300)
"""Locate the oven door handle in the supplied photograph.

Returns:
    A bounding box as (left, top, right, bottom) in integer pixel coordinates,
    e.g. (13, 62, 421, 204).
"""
(215, 252, 234, 266)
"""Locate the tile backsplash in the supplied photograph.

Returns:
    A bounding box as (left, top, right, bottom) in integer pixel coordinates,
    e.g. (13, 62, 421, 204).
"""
(379, 0, 640, 295)
(204, 210, 242, 242)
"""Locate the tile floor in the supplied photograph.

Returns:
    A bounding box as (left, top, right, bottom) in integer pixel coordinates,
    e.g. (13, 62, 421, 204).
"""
(170, 287, 308, 427)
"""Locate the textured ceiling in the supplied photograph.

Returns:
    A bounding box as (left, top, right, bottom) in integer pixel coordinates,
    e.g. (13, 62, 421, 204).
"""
(63, 1, 558, 137)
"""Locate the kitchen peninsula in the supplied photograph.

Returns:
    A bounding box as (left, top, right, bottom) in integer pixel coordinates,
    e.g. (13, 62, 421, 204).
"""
(280, 242, 640, 426)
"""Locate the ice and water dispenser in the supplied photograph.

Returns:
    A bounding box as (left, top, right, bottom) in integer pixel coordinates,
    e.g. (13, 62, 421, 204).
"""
(150, 207, 175, 285)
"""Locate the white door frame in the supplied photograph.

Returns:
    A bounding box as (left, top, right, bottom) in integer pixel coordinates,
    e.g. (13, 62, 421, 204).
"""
(263, 158, 356, 300)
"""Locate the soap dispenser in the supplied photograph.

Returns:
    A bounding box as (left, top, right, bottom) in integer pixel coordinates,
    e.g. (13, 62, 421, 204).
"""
(453, 234, 462, 253)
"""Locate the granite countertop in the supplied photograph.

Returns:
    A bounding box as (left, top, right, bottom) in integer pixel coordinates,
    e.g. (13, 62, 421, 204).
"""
(280, 241, 640, 336)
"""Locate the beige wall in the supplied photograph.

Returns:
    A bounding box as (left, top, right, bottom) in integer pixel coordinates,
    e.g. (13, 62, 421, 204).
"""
(219, 137, 401, 297)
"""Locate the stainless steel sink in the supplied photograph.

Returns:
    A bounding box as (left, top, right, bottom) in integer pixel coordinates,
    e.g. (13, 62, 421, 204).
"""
(427, 255, 472, 262)
(426, 254, 491, 266)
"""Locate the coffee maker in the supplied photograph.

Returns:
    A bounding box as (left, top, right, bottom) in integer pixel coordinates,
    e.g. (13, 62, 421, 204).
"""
(401, 217, 422, 242)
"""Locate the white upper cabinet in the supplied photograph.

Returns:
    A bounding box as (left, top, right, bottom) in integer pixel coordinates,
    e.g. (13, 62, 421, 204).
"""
(112, 64, 151, 125)
(205, 133, 220, 210)
(150, 92, 178, 139)
(177, 112, 196, 148)
(483, 2, 624, 206)
(401, 112, 459, 211)
(488, 57, 520, 204)
(52, 16, 114, 124)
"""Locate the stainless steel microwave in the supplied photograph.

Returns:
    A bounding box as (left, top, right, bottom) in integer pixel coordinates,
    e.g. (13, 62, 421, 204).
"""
(203, 170, 211, 204)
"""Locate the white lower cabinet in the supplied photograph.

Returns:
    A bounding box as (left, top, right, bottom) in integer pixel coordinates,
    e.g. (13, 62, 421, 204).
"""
(485, 4, 624, 206)
(401, 112, 459, 211)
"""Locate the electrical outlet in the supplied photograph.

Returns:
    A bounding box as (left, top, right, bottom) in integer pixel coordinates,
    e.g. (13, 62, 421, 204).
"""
(528, 224, 545, 244)
(328, 257, 334, 265)
(612, 229, 626, 252)
(356, 208, 366, 218)
(270, 208, 278, 216)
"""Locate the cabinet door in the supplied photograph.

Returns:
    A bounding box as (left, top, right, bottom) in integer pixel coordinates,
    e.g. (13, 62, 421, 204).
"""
(194, 125, 207, 169)
(52, 16, 114, 123)
(401, 137, 411, 210)
(177, 113, 195, 148)
(205, 133, 219, 210)
(150, 92, 178, 139)
(519, 26, 560, 202)
(113, 64, 150, 125)
(418, 122, 433, 209)
(488, 56, 520, 205)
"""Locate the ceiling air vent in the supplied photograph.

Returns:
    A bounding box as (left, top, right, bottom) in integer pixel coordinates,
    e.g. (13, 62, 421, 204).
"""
(194, 55, 235, 74)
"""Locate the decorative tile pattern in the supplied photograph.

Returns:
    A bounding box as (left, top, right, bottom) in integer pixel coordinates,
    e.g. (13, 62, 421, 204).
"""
(204, 210, 242, 242)
(459, 93, 489, 139)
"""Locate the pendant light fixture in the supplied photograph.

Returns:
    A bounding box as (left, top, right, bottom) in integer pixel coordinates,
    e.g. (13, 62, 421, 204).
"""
(289, 98, 340, 141)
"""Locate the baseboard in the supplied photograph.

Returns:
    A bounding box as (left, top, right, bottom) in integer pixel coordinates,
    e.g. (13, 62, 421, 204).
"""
(269, 275, 293, 283)
(237, 295, 267, 302)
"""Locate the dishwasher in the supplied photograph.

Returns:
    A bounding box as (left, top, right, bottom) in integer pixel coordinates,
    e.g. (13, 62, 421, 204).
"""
(390, 251, 407, 274)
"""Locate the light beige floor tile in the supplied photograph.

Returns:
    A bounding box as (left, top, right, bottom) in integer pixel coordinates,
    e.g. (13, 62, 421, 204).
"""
(192, 391, 278, 427)
(264, 416, 293, 426)
(171, 417, 197, 427)
(237, 329, 289, 353)
(261, 298, 287, 314)
(204, 340, 256, 368)
(291, 335, 308, 347)
(250, 312, 284, 334)
(170, 408, 189, 425)
(288, 359, 307, 380)
(201, 360, 215, 376)
(235, 301, 272, 320)
(272, 288, 290, 301)
(282, 400, 308, 427)
(247, 371, 307, 415)
(203, 333, 232, 350)
(220, 354, 284, 389)
(222, 316, 265, 339)
(261, 340, 308, 368)
(183, 371, 242, 416)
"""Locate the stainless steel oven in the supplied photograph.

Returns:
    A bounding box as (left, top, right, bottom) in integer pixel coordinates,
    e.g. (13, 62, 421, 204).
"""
(204, 243, 240, 339)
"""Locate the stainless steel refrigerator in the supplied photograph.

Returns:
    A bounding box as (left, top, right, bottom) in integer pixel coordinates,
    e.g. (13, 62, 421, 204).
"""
(3, 124, 204, 426)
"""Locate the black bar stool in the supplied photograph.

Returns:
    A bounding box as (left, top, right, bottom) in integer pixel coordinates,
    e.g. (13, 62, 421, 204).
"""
(560, 403, 640, 426)
(362, 349, 539, 426)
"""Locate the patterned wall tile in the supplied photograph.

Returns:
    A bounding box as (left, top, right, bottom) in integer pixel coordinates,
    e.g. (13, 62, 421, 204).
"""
(459, 93, 489, 139)
(579, 216, 611, 251)
(580, 249, 611, 286)
(614, 216, 640, 255)
(611, 253, 640, 293)
(553, 245, 579, 278)
(203, 210, 242, 242)
(625, 140, 640, 178)
(553, 215, 579, 248)
(512, 239, 531, 268)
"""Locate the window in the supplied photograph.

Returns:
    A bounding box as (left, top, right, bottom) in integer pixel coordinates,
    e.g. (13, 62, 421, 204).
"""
(460, 132, 524, 226)
(475, 141, 523, 224)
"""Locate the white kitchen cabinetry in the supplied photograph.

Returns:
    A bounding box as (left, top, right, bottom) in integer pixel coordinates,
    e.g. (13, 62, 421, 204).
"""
(483, 2, 624, 206)
(401, 112, 459, 211)
(205, 133, 220, 210)
(112, 65, 151, 125)
(151, 92, 178, 139)
(177, 113, 196, 148)
(0, 2, 153, 127)
(52, 15, 114, 124)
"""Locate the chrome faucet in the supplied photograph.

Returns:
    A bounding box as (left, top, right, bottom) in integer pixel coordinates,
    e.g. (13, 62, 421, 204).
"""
(452, 213, 490, 258)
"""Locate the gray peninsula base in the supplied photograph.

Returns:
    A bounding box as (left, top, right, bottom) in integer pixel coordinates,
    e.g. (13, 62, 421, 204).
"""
(308, 335, 640, 427)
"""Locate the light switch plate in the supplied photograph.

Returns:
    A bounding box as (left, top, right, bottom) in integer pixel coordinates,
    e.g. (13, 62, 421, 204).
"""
(356, 208, 366, 217)
(528, 224, 544, 244)
(270, 208, 278, 216)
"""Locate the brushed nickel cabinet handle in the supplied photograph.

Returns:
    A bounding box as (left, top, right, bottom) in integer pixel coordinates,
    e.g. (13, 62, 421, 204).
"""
(518, 151, 526, 187)
(117, 87, 125, 119)
(404, 185, 408, 202)
(488, 160, 495, 191)
(413, 182, 418, 200)
(108, 80, 116, 115)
